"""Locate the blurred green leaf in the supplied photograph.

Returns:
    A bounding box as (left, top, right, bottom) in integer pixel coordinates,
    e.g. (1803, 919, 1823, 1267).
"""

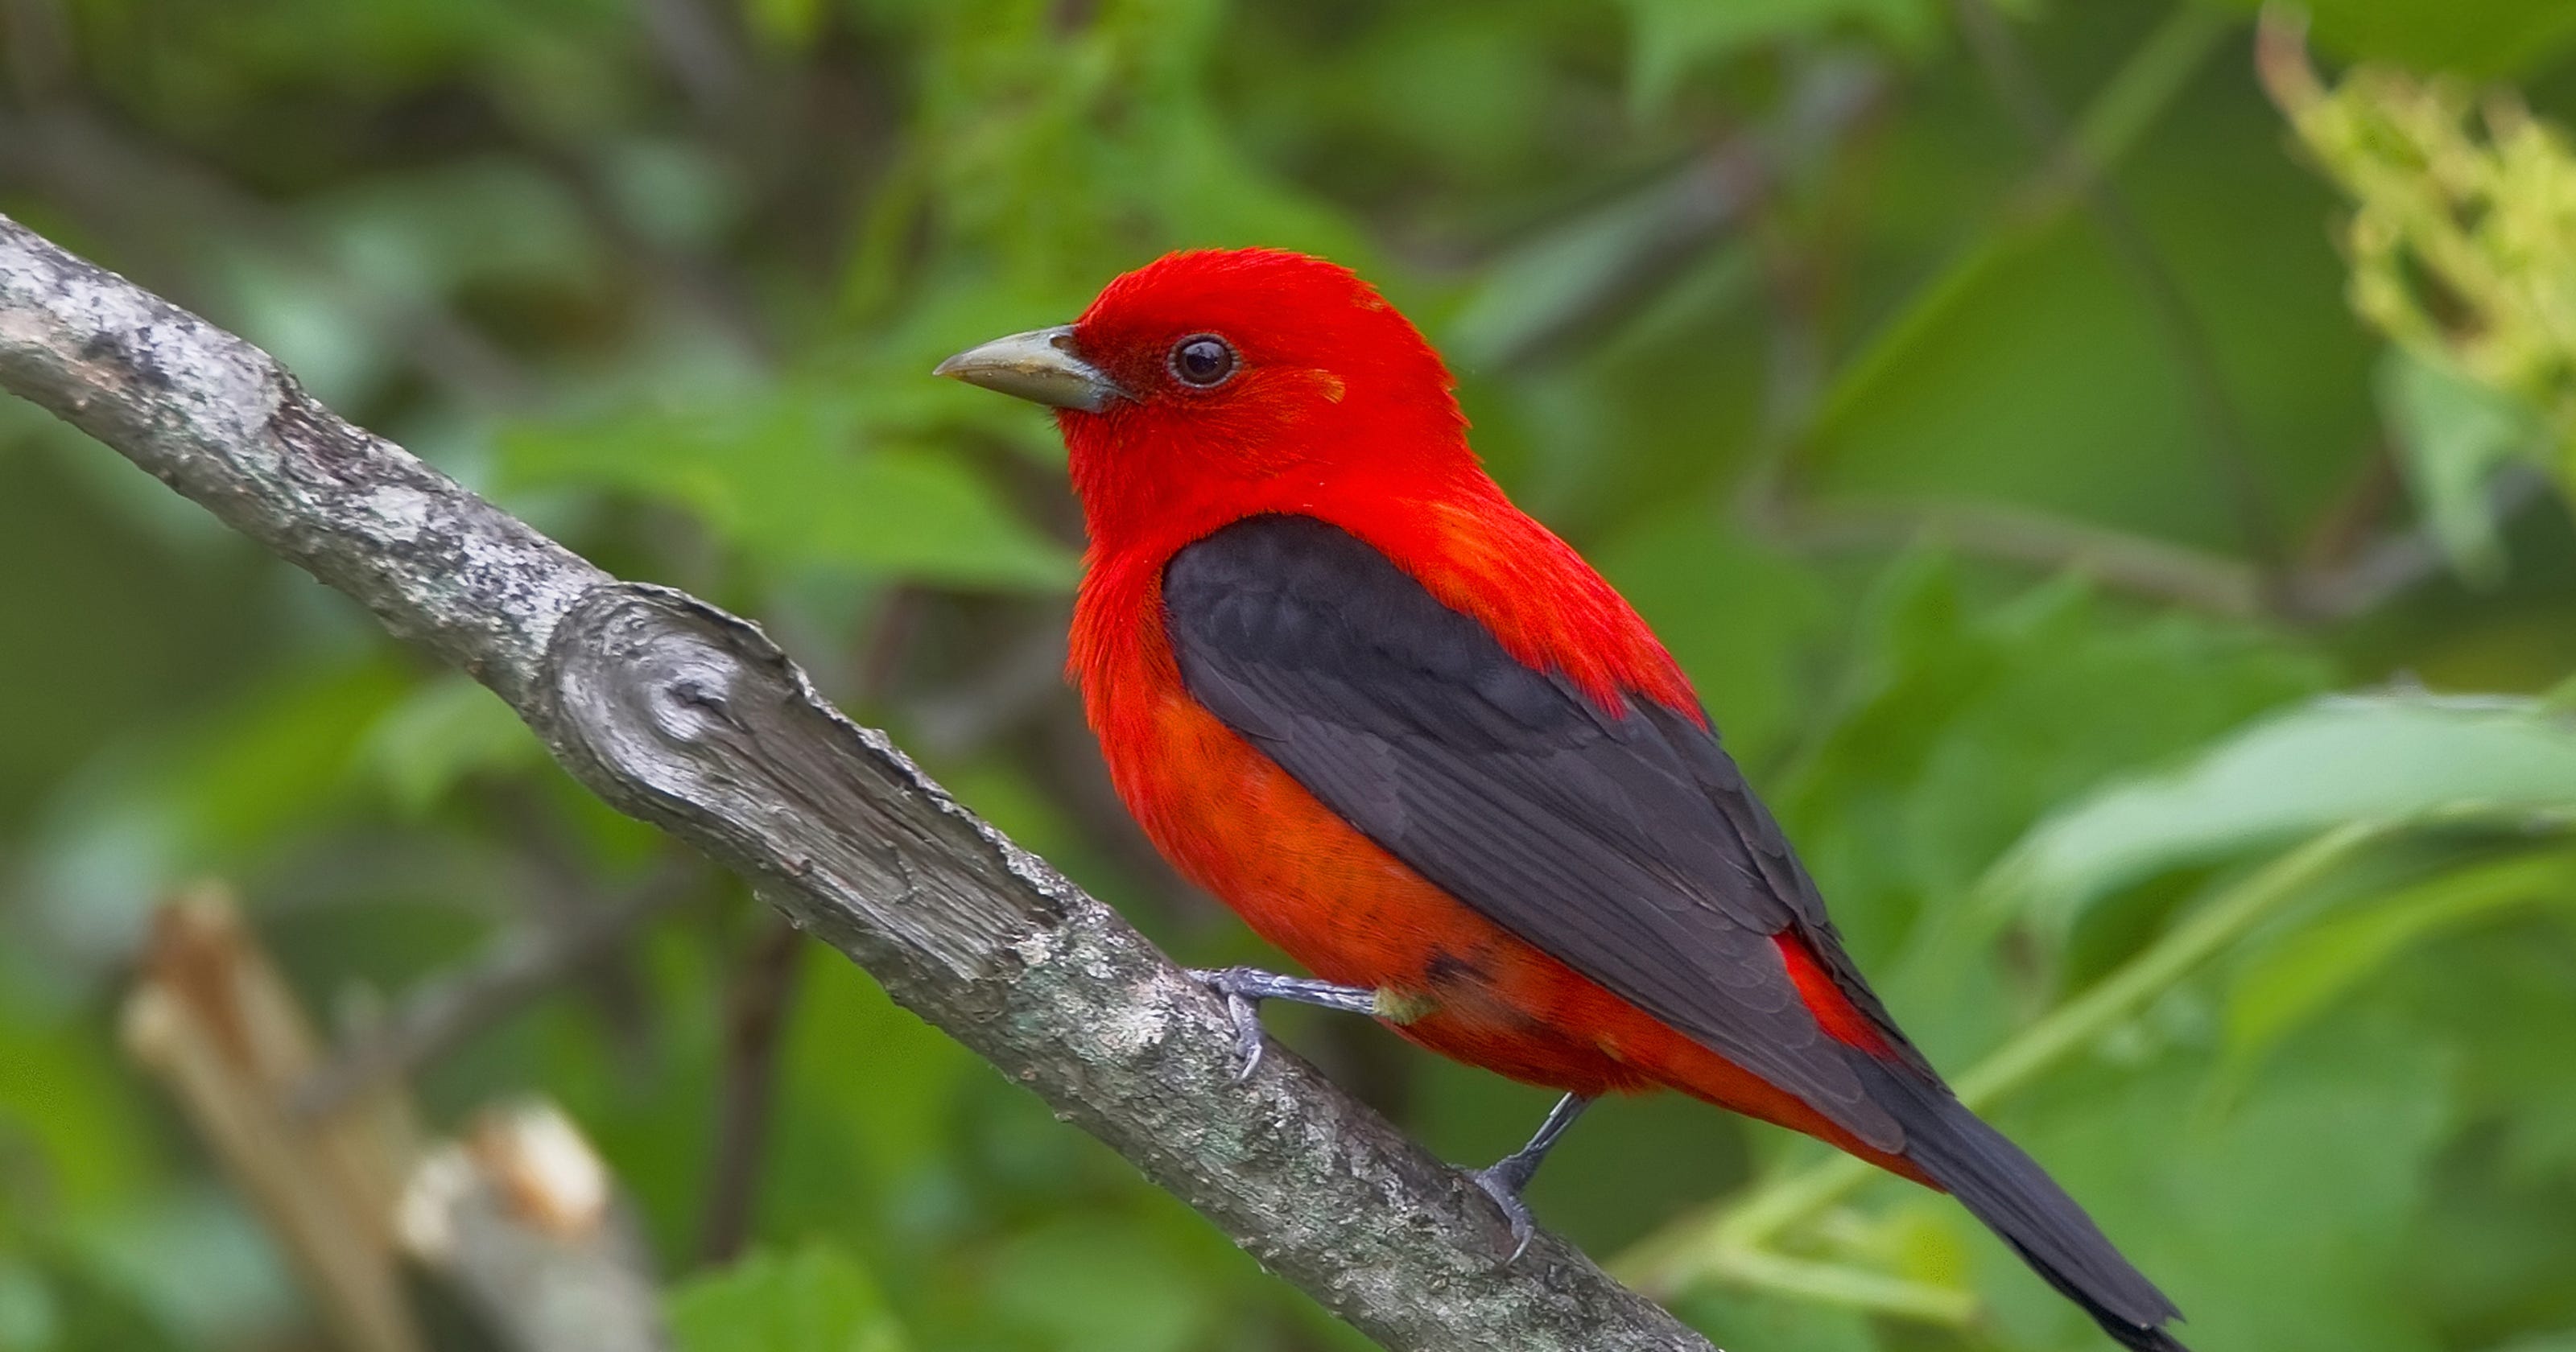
(1994, 693, 2576, 930)
(1808, 9, 2381, 550)
(745, 0, 827, 49)
(983, 1215, 1218, 1352)
(669, 1243, 908, 1352)
(820, 447, 1075, 588)
(63, 1186, 296, 1350)
(500, 386, 1076, 591)
(2223, 847, 2576, 1071)
(2235, 0, 2576, 77)
(1674, 1287, 1880, 1352)
(2408, 929, 2576, 1185)
(2380, 347, 2553, 585)
(2489, 1333, 2576, 1352)
(0, 1252, 182, 1352)
(760, 944, 980, 1255)
(143, 660, 414, 861)
(311, 159, 602, 303)
(0, 1265, 46, 1352)
(1617, 0, 1936, 113)
(0, 1008, 161, 1222)
(15, 2, 2576, 1350)
(2004, 1023, 2454, 1352)
(360, 674, 539, 815)
(1447, 188, 1757, 371)
(1594, 509, 1835, 764)
(1802, 207, 2362, 550)
(1774, 555, 2322, 970)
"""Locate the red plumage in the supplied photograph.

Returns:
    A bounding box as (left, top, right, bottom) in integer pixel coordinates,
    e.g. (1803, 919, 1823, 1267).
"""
(943, 246, 2186, 1351)
(1064, 249, 1898, 1153)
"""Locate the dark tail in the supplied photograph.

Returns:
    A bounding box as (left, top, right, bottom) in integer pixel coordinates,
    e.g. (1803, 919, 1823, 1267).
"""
(1852, 1057, 2190, 1352)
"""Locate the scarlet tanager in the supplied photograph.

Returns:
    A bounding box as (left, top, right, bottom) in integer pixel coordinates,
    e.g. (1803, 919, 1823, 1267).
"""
(938, 248, 2187, 1351)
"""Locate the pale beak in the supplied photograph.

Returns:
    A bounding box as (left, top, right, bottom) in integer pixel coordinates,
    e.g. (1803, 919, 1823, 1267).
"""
(933, 324, 1127, 412)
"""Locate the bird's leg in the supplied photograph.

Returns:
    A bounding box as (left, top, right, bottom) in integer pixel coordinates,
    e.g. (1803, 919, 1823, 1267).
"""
(1468, 1092, 1594, 1262)
(1187, 965, 1384, 1082)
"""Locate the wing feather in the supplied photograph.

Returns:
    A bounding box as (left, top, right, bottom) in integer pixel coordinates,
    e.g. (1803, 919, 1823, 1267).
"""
(1163, 514, 1932, 1150)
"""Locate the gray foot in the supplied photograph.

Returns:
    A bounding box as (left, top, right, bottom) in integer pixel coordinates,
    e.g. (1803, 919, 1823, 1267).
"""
(1186, 966, 1379, 1082)
(1467, 1093, 1594, 1263)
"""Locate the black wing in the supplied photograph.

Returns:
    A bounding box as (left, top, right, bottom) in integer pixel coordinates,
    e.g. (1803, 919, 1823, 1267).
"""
(1168, 516, 2189, 1348)
(1163, 514, 1934, 1152)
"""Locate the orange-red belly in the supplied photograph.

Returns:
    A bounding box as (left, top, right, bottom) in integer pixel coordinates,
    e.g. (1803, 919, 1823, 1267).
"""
(1103, 679, 1913, 1172)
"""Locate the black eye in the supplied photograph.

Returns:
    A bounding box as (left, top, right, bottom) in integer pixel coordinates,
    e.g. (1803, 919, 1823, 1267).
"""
(1169, 335, 1236, 387)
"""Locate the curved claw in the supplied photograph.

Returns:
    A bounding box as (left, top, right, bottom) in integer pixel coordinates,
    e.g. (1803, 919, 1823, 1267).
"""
(1186, 966, 1383, 1084)
(1459, 1094, 1587, 1265)
(1187, 967, 1270, 1082)
(1469, 1164, 1539, 1264)
(1219, 991, 1265, 1082)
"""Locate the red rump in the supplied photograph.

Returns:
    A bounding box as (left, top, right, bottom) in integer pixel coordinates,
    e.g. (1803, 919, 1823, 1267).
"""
(1773, 933, 1897, 1059)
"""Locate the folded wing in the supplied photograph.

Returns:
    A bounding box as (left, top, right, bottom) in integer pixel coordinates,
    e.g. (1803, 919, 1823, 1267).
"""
(1161, 513, 1930, 1151)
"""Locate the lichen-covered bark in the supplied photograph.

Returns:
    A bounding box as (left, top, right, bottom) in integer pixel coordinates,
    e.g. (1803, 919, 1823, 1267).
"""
(0, 212, 1720, 1352)
(0, 216, 601, 705)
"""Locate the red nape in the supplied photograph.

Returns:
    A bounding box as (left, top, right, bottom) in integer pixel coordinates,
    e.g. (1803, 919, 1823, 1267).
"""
(1772, 933, 1897, 1059)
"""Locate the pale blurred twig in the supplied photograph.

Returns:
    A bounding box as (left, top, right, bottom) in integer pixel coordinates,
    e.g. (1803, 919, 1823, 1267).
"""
(398, 1101, 670, 1352)
(122, 886, 430, 1352)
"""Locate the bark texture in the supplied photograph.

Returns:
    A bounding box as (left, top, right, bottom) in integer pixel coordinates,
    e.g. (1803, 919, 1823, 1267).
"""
(0, 213, 1719, 1352)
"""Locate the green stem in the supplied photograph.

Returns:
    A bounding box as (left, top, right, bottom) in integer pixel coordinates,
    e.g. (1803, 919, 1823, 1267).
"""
(1794, 2, 2233, 447)
(2066, 4, 2237, 188)
(1614, 820, 2391, 1297)
(1690, 1250, 1979, 1327)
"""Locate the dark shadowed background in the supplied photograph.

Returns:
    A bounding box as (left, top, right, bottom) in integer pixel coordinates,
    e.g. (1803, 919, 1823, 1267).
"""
(4, 1, 2576, 1350)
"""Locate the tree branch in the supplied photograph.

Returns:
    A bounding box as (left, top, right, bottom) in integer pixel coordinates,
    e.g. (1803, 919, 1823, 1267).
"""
(0, 214, 1716, 1352)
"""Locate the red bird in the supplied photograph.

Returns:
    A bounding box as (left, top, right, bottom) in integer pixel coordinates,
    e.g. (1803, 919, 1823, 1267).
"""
(939, 248, 2186, 1351)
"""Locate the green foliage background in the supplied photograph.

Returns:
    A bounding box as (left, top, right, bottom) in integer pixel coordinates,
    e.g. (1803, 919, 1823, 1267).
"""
(4, 1, 2576, 1350)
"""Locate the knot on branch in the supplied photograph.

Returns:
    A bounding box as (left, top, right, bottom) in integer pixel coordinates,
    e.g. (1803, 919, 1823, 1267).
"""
(539, 583, 1064, 991)
(2, 209, 1728, 1349)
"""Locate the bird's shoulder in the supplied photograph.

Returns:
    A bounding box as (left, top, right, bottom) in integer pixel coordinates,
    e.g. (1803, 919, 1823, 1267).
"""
(1158, 502, 1695, 719)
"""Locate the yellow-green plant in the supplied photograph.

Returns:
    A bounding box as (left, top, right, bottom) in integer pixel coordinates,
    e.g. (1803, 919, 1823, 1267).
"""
(2263, 14, 2576, 575)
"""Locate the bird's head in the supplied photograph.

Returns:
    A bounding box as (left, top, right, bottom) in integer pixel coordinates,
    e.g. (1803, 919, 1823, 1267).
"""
(936, 249, 1471, 545)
